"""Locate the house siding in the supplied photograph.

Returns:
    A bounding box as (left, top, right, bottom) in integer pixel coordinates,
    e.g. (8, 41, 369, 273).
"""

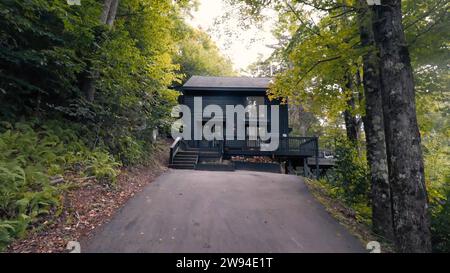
(181, 91, 289, 141)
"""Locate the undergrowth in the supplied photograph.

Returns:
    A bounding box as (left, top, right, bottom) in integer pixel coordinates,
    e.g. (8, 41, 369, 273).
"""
(0, 121, 121, 250)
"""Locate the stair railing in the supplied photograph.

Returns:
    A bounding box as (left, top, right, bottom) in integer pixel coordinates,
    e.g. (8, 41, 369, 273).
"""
(169, 137, 182, 164)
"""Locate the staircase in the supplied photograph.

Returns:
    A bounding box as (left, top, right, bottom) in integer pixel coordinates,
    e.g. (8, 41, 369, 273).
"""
(169, 148, 199, 169)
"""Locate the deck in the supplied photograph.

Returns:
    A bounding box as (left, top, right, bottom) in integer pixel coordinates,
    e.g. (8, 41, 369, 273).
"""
(180, 137, 318, 157)
(169, 137, 327, 178)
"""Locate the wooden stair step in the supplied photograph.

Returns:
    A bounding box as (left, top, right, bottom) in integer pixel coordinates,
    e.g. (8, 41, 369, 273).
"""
(177, 151, 199, 155)
(174, 155, 198, 158)
(173, 155, 197, 159)
(169, 163, 196, 169)
(173, 159, 197, 163)
(174, 154, 198, 158)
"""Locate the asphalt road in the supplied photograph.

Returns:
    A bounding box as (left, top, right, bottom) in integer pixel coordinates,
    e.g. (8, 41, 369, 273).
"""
(82, 170, 365, 253)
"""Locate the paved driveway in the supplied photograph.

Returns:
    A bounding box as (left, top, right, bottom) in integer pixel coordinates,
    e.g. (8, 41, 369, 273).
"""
(82, 170, 365, 253)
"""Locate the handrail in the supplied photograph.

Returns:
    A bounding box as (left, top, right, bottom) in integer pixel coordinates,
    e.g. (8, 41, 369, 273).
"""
(277, 137, 317, 154)
(169, 137, 182, 164)
(170, 136, 320, 178)
(170, 137, 182, 149)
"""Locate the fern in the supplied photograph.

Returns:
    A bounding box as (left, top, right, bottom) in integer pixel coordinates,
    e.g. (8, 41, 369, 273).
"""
(0, 121, 121, 250)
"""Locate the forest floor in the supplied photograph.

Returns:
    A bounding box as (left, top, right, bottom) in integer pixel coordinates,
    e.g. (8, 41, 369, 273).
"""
(304, 179, 395, 253)
(5, 142, 170, 253)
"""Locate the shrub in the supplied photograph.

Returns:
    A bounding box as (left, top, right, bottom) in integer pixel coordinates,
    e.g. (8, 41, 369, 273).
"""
(431, 189, 450, 252)
(327, 138, 370, 204)
(85, 150, 121, 184)
(0, 121, 121, 249)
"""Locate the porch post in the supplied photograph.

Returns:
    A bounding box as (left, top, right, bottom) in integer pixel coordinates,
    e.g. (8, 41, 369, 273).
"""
(315, 137, 319, 179)
(303, 158, 307, 177)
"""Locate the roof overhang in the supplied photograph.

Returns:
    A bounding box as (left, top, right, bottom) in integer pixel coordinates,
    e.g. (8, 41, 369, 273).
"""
(181, 87, 268, 93)
(181, 76, 273, 94)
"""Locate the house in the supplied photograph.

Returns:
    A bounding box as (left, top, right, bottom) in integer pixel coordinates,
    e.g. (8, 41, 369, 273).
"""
(169, 76, 320, 176)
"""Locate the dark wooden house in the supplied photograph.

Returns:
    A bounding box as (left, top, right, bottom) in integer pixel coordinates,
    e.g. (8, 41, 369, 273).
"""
(170, 76, 320, 175)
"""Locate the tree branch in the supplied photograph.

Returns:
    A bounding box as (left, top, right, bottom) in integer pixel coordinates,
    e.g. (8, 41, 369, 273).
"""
(294, 0, 354, 12)
(404, 0, 447, 30)
(296, 55, 342, 85)
(284, 0, 322, 37)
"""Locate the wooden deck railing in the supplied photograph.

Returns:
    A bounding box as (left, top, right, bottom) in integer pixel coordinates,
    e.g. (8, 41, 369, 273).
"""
(194, 137, 319, 156)
(277, 137, 317, 156)
(171, 136, 320, 178)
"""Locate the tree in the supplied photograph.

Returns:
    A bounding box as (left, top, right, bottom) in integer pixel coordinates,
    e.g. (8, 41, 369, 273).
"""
(82, 0, 120, 102)
(371, 0, 431, 252)
(173, 26, 236, 83)
(357, 0, 393, 241)
(0, 0, 199, 248)
(228, 0, 447, 251)
(102, 0, 120, 26)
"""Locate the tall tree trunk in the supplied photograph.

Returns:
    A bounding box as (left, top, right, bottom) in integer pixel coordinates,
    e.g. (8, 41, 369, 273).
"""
(106, 0, 119, 26)
(82, 0, 120, 102)
(100, 0, 114, 24)
(358, 0, 394, 241)
(371, 0, 431, 252)
(82, 68, 96, 102)
(298, 105, 307, 136)
(343, 108, 358, 142)
(344, 76, 359, 143)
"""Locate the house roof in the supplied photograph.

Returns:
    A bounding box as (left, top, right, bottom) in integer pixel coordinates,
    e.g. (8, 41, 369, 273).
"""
(182, 76, 273, 91)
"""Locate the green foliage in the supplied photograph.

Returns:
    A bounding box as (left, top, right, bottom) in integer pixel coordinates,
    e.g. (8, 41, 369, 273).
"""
(327, 138, 370, 205)
(173, 26, 236, 83)
(85, 150, 121, 183)
(0, 214, 30, 249)
(416, 66, 450, 253)
(0, 0, 234, 251)
(431, 190, 450, 252)
(314, 178, 371, 226)
(0, 0, 100, 119)
(0, 0, 234, 168)
(413, 52, 449, 253)
(236, 0, 449, 251)
(0, 121, 121, 249)
(0, 0, 183, 158)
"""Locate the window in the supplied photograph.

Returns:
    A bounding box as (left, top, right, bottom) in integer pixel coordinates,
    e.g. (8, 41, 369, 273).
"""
(246, 96, 265, 107)
(246, 96, 266, 119)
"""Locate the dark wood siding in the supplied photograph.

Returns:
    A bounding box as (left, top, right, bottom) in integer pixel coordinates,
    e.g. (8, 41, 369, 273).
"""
(181, 91, 289, 143)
